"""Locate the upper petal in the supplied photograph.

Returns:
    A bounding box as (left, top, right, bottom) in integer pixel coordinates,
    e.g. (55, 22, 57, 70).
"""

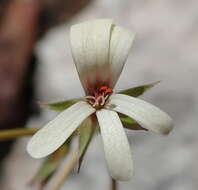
(96, 109, 133, 181)
(109, 25, 135, 87)
(107, 94, 173, 135)
(27, 101, 95, 158)
(70, 19, 135, 93)
(70, 19, 113, 93)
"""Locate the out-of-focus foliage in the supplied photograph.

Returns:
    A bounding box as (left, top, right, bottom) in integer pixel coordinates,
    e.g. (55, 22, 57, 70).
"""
(30, 142, 70, 188)
(78, 117, 95, 171)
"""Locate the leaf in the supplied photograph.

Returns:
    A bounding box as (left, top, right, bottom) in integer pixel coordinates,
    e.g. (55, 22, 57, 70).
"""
(39, 99, 79, 111)
(78, 117, 95, 172)
(30, 143, 70, 188)
(120, 115, 147, 131)
(0, 128, 38, 141)
(119, 81, 160, 97)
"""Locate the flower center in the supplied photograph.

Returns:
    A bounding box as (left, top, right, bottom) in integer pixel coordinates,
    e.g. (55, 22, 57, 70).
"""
(85, 85, 113, 109)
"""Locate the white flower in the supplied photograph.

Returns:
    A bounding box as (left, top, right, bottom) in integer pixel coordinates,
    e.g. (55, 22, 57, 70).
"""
(27, 19, 173, 181)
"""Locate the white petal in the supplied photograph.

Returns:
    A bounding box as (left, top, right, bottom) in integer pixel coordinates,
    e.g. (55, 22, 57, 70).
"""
(70, 19, 135, 92)
(96, 109, 133, 181)
(27, 101, 95, 158)
(110, 25, 135, 87)
(70, 19, 113, 92)
(107, 94, 173, 135)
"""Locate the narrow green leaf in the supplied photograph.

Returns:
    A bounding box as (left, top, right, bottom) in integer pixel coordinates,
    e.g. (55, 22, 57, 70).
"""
(119, 81, 160, 97)
(78, 117, 95, 172)
(0, 128, 38, 141)
(30, 143, 70, 188)
(120, 115, 147, 131)
(39, 99, 79, 111)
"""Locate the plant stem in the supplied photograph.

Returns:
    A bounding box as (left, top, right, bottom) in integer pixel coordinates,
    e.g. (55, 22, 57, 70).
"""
(50, 151, 79, 190)
(0, 128, 38, 141)
(111, 178, 118, 190)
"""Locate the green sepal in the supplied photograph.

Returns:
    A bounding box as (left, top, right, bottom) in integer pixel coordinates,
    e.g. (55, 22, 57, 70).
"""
(30, 143, 70, 188)
(120, 115, 147, 131)
(39, 99, 79, 111)
(78, 117, 95, 172)
(119, 81, 160, 97)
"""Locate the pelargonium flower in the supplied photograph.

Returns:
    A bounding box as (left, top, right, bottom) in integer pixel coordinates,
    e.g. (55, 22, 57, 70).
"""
(27, 19, 173, 181)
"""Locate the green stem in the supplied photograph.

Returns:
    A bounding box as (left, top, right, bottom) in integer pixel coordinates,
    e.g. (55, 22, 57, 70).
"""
(0, 128, 38, 141)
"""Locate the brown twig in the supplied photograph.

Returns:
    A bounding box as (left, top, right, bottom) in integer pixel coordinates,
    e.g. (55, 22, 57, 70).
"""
(0, 128, 38, 141)
(111, 178, 118, 190)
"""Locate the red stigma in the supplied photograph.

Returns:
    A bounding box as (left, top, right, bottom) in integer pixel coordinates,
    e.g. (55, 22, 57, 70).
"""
(99, 85, 113, 95)
(99, 86, 108, 92)
(106, 88, 113, 94)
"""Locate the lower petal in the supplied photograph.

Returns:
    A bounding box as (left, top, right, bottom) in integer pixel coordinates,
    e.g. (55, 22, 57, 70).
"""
(107, 94, 173, 135)
(27, 101, 95, 158)
(96, 109, 133, 181)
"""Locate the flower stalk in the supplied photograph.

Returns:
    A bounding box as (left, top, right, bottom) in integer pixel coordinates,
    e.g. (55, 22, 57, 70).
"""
(111, 178, 118, 190)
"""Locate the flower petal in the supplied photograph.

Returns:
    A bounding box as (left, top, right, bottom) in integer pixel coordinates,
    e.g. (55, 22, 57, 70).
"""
(70, 19, 113, 92)
(107, 94, 173, 135)
(96, 109, 133, 181)
(70, 19, 135, 93)
(27, 101, 95, 158)
(110, 25, 135, 87)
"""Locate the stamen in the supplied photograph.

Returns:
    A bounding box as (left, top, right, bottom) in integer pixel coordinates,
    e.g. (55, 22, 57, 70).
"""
(85, 85, 113, 109)
(100, 96, 105, 106)
(92, 99, 98, 107)
(85, 96, 96, 101)
(96, 95, 105, 106)
(104, 95, 109, 100)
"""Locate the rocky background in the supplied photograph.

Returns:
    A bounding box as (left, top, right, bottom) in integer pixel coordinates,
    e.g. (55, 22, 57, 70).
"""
(1, 0, 198, 190)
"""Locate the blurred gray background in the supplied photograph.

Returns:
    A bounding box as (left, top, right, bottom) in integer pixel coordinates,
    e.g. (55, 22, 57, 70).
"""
(2, 0, 198, 189)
